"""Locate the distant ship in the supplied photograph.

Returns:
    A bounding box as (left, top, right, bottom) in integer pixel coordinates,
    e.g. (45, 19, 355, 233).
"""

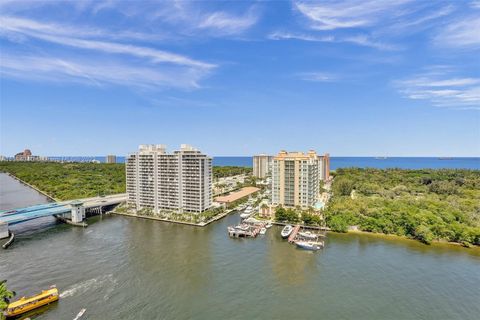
(438, 157, 454, 160)
(374, 156, 388, 160)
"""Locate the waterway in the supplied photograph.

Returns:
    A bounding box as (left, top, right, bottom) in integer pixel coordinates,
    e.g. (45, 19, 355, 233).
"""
(1, 174, 480, 319)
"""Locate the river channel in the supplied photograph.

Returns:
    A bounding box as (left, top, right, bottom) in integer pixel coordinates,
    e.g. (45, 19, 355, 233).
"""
(1, 173, 479, 319)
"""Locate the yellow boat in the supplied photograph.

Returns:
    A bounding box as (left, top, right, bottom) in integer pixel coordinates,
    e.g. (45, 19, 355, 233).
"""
(4, 286, 59, 318)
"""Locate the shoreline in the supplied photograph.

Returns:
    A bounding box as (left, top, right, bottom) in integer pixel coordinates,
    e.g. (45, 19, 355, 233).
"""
(2, 172, 58, 202)
(343, 229, 480, 250)
(112, 208, 237, 227)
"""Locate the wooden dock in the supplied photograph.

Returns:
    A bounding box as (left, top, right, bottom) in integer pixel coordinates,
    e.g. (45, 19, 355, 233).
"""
(288, 225, 301, 243)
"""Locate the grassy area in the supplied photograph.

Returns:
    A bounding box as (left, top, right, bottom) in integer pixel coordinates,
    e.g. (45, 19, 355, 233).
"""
(0, 162, 125, 201)
(324, 168, 480, 246)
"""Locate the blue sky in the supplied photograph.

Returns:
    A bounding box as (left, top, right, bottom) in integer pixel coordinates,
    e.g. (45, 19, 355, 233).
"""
(1, 0, 479, 157)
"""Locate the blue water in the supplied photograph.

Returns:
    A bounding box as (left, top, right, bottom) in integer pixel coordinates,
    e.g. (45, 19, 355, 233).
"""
(216, 157, 480, 170)
(46, 156, 480, 169)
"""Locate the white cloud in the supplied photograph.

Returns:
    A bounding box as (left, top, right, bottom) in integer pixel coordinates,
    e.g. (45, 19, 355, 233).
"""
(0, 15, 168, 43)
(1, 53, 209, 89)
(149, 2, 260, 37)
(268, 31, 397, 50)
(471, 1, 480, 9)
(0, 16, 216, 89)
(294, 0, 413, 30)
(198, 9, 259, 35)
(395, 69, 480, 109)
(297, 72, 337, 82)
(268, 31, 334, 42)
(434, 16, 480, 48)
(342, 35, 398, 50)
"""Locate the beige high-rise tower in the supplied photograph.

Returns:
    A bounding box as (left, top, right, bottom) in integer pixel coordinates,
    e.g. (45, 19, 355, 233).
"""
(271, 150, 329, 208)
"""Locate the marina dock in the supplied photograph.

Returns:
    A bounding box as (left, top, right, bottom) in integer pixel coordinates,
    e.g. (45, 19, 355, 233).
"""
(288, 225, 301, 243)
(228, 218, 266, 238)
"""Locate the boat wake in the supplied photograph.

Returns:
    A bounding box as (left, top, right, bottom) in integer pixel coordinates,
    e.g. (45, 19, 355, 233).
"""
(60, 274, 116, 299)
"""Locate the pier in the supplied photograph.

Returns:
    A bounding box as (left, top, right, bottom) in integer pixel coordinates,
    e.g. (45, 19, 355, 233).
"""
(288, 225, 301, 243)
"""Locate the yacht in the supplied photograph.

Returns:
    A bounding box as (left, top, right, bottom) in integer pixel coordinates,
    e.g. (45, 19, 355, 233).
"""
(295, 241, 324, 251)
(298, 231, 318, 240)
(259, 227, 267, 235)
(280, 225, 293, 239)
(240, 212, 250, 219)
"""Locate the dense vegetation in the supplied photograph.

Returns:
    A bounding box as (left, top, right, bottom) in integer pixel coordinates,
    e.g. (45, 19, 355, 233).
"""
(0, 162, 125, 201)
(325, 168, 480, 246)
(275, 207, 323, 226)
(0, 280, 15, 317)
(213, 166, 252, 179)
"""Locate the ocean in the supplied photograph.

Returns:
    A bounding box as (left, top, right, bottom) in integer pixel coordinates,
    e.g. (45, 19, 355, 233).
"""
(47, 156, 480, 170)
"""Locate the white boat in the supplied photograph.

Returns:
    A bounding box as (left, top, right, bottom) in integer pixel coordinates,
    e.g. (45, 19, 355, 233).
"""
(265, 222, 273, 229)
(295, 241, 323, 251)
(73, 308, 87, 320)
(281, 225, 293, 239)
(259, 227, 267, 235)
(240, 213, 250, 219)
(298, 231, 318, 240)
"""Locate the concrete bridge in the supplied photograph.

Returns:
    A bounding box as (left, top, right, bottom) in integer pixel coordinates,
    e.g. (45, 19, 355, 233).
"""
(0, 194, 127, 239)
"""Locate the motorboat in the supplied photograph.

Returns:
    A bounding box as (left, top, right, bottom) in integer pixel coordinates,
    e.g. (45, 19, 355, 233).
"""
(298, 231, 318, 240)
(295, 241, 324, 251)
(73, 308, 87, 320)
(265, 222, 273, 229)
(240, 213, 250, 219)
(281, 225, 293, 239)
(259, 227, 267, 235)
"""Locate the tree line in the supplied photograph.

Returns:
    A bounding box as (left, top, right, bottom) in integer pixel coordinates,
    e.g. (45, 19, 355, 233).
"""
(324, 168, 480, 246)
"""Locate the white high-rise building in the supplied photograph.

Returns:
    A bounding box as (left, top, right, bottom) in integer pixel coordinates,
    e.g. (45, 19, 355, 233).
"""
(253, 154, 273, 178)
(126, 144, 212, 213)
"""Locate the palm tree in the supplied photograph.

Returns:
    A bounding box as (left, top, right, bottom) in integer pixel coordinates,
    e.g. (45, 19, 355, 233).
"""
(0, 280, 15, 312)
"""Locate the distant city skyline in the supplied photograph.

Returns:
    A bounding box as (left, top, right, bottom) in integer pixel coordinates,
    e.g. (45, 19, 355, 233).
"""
(1, 1, 479, 157)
